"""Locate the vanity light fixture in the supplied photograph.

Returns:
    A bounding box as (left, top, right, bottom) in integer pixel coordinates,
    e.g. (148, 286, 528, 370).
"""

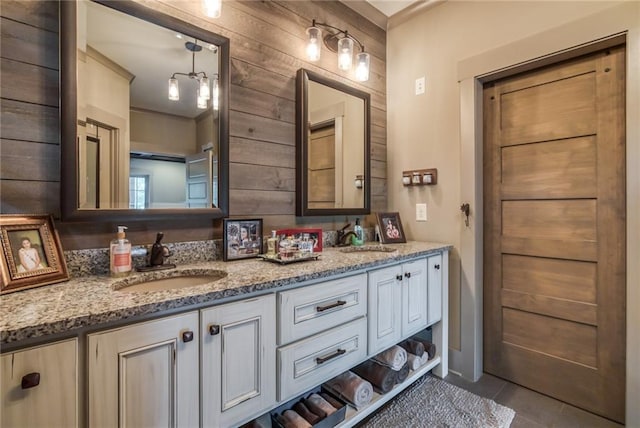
(202, 0, 222, 18)
(305, 19, 370, 82)
(168, 40, 219, 110)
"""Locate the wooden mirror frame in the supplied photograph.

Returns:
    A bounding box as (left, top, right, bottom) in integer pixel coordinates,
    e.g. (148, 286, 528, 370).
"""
(60, 0, 229, 222)
(295, 69, 371, 217)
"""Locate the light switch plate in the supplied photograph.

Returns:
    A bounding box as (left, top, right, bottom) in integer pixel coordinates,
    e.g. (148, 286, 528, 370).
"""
(416, 203, 427, 221)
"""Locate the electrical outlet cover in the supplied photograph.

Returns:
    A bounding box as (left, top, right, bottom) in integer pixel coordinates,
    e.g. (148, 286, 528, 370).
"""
(415, 77, 425, 95)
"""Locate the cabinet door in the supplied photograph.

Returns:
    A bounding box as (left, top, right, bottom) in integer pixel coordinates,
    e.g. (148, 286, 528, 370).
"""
(201, 294, 276, 428)
(368, 265, 402, 355)
(427, 254, 443, 325)
(88, 312, 199, 428)
(1, 339, 78, 428)
(401, 258, 429, 337)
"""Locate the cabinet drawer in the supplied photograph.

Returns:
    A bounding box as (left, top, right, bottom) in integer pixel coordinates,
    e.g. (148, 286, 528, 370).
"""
(278, 273, 367, 345)
(278, 317, 367, 402)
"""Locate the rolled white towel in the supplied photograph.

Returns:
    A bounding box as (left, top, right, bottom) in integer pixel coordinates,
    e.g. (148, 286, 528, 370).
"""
(419, 351, 429, 366)
(373, 345, 407, 371)
(406, 353, 422, 371)
(324, 371, 374, 408)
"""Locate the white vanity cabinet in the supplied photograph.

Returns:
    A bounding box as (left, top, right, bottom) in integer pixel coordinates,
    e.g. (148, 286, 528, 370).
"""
(87, 312, 200, 428)
(1, 338, 78, 428)
(367, 257, 429, 355)
(201, 294, 276, 428)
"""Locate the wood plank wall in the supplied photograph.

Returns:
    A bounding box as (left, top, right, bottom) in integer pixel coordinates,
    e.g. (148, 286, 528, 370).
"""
(0, 0, 386, 250)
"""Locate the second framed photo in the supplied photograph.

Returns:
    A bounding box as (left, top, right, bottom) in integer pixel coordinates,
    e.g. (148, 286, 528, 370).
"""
(223, 219, 263, 261)
(376, 212, 407, 244)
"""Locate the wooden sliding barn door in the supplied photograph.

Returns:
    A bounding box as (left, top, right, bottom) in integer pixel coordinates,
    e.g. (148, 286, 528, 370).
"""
(483, 45, 626, 422)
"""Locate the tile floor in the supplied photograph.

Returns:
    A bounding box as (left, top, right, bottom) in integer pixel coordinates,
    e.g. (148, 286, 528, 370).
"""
(443, 372, 624, 428)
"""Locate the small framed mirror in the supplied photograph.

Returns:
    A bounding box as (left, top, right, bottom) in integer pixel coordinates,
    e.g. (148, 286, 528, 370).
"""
(60, 0, 229, 222)
(296, 69, 371, 216)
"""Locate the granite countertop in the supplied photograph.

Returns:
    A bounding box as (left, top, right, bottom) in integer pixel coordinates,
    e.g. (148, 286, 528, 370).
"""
(0, 241, 451, 346)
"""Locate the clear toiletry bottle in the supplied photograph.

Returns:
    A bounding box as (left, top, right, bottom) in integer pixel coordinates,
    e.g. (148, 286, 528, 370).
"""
(267, 230, 278, 256)
(110, 226, 132, 277)
(353, 218, 364, 246)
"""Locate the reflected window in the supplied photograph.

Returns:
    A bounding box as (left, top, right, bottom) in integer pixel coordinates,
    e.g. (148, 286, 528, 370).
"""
(129, 175, 149, 209)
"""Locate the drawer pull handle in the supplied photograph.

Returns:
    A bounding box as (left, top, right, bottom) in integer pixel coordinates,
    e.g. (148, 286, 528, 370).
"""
(404, 272, 411, 278)
(182, 331, 194, 343)
(209, 324, 221, 336)
(316, 349, 346, 364)
(434, 264, 440, 270)
(396, 274, 403, 281)
(21, 372, 40, 389)
(316, 300, 347, 312)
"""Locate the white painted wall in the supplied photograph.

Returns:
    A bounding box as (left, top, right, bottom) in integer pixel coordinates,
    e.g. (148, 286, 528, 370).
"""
(387, 2, 639, 424)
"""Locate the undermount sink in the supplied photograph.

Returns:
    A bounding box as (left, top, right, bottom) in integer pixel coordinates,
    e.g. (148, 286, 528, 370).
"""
(113, 269, 227, 293)
(339, 245, 397, 253)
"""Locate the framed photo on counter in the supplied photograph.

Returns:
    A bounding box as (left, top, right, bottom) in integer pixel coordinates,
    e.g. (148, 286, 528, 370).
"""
(376, 212, 406, 244)
(223, 219, 263, 261)
(0, 214, 69, 294)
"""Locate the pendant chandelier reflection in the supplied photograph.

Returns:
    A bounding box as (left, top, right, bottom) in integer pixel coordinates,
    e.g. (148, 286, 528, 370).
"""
(305, 19, 370, 82)
(167, 40, 219, 110)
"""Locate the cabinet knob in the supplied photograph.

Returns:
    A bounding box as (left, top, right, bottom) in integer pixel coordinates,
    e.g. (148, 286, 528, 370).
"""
(315, 349, 346, 364)
(404, 272, 411, 278)
(434, 264, 440, 270)
(209, 324, 220, 336)
(21, 372, 40, 389)
(182, 330, 194, 343)
(396, 274, 403, 281)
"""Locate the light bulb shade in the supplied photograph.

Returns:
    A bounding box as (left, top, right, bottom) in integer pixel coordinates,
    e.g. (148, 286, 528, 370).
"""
(196, 89, 207, 109)
(199, 76, 210, 100)
(355, 52, 370, 82)
(306, 26, 322, 61)
(203, 0, 222, 18)
(168, 77, 179, 101)
(212, 77, 220, 111)
(337, 37, 353, 70)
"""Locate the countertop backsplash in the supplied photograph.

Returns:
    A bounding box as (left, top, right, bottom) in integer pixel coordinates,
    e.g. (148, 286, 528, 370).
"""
(63, 229, 372, 278)
(64, 240, 221, 277)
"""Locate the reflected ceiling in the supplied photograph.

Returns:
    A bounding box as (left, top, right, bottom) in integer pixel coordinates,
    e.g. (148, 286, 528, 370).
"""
(83, 1, 219, 119)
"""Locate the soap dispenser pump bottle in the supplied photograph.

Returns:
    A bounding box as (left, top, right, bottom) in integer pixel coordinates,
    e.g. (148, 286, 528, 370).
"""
(353, 218, 364, 246)
(110, 226, 132, 277)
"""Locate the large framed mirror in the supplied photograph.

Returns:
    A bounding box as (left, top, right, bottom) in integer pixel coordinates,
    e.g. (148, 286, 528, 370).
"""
(296, 69, 371, 216)
(60, 0, 229, 221)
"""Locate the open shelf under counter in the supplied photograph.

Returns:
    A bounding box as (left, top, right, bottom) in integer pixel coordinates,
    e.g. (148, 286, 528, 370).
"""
(336, 356, 442, 428)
